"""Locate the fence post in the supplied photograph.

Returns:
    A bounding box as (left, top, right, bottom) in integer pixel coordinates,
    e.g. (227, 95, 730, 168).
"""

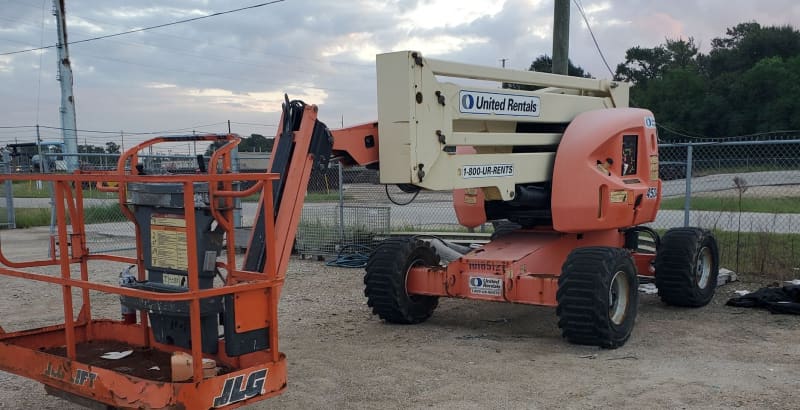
(1, 150, 14, 229)
(338, 160, 345, 243)
(683, 143, 693, 227)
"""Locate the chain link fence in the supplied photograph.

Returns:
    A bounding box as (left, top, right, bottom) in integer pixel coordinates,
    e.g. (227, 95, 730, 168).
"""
(657, 138, 800, 230)
(294, 164, 458, 259)
(8, 138, 800, 277)
(657, 138, 800, 277)
(303, 138, 800, 276)
(39, 151, 218, 254)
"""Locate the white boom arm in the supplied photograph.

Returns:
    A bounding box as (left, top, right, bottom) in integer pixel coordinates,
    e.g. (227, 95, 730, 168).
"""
(376, 50, 629, 200)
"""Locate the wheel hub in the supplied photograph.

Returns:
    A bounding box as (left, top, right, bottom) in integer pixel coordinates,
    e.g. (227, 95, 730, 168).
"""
(609, 270, 630, 325)
(695, 246, 713, 289)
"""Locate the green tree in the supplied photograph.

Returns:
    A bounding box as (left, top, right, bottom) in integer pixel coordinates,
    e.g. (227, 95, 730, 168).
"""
(527, 55, 591, 77)
(503, 55, 591, 90)
(701, 22, 800, 77)
(239, 134, 273, 152)
(614, 38, 699, 85)
(78, 144, 104, 154)
(77, 144, 106, 166)
(727, 56, 800, 133)
(205, 133, 274, 156)
(105, 141, 120, 154)
(615, 23, 800, 140)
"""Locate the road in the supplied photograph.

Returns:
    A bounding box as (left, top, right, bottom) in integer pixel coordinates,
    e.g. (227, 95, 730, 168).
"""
(8, 169, 800, 235)
(661, 169, 800, 197)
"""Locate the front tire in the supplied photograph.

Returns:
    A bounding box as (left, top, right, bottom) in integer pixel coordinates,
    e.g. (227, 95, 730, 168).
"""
(557, 247, 639, 349)
(364, 238, 440, 324)
(654, 228, 719, 307)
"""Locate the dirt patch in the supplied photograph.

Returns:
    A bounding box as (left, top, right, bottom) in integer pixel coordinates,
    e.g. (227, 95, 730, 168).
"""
(0, 228, 798, 409)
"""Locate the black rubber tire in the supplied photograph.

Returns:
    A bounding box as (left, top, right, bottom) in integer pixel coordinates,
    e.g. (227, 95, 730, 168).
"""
(654, 228, 719, 307)
(364, 238, 440, 324)
(557, 247, 639, 349)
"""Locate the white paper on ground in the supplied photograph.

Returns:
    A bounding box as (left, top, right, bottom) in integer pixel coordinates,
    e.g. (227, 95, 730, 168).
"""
(100, 350, 133, 360)
(638, 283, 658, 294)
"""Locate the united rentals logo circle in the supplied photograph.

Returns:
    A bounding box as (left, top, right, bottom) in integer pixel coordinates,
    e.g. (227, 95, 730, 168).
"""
(461, 93, 475, 109)
(469, 277, 483, 287)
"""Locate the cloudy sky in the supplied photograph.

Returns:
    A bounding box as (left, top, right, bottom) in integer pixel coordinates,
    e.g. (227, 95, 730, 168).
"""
(0, 0, 798, 150)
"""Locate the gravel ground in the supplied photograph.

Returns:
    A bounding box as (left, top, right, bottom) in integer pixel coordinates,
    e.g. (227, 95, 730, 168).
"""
(0, 228, 798, 409)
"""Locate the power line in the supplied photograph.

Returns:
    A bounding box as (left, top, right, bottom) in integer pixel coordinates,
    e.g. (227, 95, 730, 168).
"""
(0, 122, 231, 135)
(0, 0, 286, 56)
(38, 123, 230, 135)
(3, 12, 372, 69)
(657, 123, 800, 141)
(572, 0, 614, 77)
(656, 123, 707, 140)
(229, 121, 277, 127)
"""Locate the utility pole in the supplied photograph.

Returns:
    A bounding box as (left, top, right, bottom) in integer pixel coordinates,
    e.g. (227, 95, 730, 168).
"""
(36, 125, 45, 191)
(552, 0, 570, 75)
(500, 58, 508, 68)
(35, 125, 44, 172)
(54, 0, 79, 172)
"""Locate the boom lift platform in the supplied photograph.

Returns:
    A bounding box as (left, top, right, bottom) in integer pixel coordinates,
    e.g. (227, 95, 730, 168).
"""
(0, 97, 335, 409)
(0, 51, 718, 408)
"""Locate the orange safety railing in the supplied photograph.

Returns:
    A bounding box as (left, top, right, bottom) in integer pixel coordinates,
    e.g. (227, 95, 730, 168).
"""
(0, 135, 287, 409)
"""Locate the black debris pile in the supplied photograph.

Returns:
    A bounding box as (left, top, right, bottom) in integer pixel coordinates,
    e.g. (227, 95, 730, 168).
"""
(726, 284, 800, 314)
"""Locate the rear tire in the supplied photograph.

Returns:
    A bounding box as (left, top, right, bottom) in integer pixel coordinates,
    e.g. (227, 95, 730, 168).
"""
(654, 228, 719, 307)
(557, 247, 639, 349)
(364, 238, 439, 324)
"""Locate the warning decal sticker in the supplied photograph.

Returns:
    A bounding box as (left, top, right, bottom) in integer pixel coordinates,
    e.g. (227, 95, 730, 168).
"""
(150, 215, 188, 270)
(469, 276, 503, 296)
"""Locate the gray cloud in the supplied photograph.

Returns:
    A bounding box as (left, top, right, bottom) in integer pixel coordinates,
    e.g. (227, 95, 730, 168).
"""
(0, 0, 797, 148)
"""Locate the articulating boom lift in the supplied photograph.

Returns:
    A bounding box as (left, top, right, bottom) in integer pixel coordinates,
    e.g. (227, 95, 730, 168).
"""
(0, 51, 718, 409)
(351, 51, 718, 349)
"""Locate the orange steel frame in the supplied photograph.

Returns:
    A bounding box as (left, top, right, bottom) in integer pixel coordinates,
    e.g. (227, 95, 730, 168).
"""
(0, 135, 292, 409)
(406, 229, 656, 306)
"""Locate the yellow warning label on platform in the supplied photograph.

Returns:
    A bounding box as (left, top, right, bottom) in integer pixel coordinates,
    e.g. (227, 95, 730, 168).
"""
(151, 218, 188, 270)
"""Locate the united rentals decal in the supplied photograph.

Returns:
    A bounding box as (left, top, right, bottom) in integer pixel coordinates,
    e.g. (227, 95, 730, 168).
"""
(469, 276, 503, 296)
(459, 90, 540, 117)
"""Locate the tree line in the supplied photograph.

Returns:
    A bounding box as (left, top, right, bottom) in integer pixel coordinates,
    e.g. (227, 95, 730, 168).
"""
(519, 22, 800, 141)
(205, 134, 273, 156)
